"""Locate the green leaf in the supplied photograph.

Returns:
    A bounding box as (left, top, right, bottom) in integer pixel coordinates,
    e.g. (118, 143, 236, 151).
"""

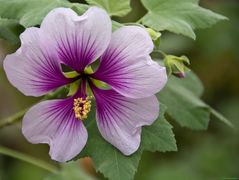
(78, 115, 141, 180)
(158, 71, 210, 130)
(0, 17, 24, 43)
(45, 162, 95, 180)
(157, 71, 233, 129)
(85, 0, 131, 17)
(140, 0, 228, 39)
(141, 104, 177, 152)
(0, 0, 88, 28)
(77, 103, 176, 180)
(175, 70, 204, 97)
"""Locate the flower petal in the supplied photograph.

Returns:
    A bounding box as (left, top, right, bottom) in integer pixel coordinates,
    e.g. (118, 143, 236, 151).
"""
(91, 85, 159, 155)
(22, 98, 88, 162)
(41, 7, 112, 72)
(93, 26, 167, 99)
(4, 27, 72, 97)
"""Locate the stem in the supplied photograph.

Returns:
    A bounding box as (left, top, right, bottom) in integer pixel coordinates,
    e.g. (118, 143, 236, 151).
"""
(0, 146, 58, 173)
(0, 87, 67, 129)
(0, 108, 27, 129)
(153, 49, 167, 58)
(210, 108, 234, 129)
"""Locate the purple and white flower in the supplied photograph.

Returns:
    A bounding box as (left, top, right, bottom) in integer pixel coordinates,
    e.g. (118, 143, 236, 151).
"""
(3, 7, 167, 162)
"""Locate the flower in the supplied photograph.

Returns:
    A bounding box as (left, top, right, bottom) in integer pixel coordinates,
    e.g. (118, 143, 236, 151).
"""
(3, 7, 167, 162)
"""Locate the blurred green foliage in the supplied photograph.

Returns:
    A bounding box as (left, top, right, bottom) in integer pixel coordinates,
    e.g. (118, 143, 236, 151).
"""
(0, 0, 238, 180)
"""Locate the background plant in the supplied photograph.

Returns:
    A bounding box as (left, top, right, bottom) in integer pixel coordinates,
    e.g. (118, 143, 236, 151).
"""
(0, 0, 238, 180)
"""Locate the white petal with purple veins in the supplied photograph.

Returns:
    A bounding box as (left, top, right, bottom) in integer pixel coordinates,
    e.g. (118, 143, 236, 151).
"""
(93, 26, 167, 99)
(91, 85, 159, 155)
(41, 7, 112, 72)
(22, 98, 88, 162)
(4, 27, 71, 97)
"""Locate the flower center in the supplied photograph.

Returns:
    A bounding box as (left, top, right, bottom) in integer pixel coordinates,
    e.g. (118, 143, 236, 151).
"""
(73, 96, 92, 120)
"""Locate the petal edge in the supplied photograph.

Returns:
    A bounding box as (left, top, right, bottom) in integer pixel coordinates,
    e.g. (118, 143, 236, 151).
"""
(91, 85, 160, 155)
(22, 99, 88, 162)
(93, 26, 168, 98)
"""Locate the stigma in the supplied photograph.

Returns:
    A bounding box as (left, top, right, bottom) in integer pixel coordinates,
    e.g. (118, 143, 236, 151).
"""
(73, 96, 92, 120)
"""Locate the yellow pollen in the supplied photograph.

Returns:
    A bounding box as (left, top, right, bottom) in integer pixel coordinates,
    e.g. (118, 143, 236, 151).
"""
(73, 96, 92, 121)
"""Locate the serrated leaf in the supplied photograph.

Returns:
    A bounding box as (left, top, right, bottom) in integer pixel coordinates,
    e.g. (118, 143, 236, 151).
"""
(141, 0, 228, 39)
(85, 0, 131, 17)
(158, 71, 210, 130)
(0, 0, 88, 28)
(0, 17, 24, 43)
(76, 103, 176, 180)
(141, 104, 177, 152)
(44, 162, 95, 180)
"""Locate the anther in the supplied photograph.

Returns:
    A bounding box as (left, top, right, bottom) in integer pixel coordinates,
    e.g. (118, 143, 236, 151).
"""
(73, 96, 92, 121)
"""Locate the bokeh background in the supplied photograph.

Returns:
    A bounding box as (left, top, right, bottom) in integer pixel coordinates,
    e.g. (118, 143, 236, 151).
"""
(0, 0, 238, 179)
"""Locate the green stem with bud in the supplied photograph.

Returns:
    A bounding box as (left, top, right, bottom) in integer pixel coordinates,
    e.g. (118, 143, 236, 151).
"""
(153, 49, 167, 58)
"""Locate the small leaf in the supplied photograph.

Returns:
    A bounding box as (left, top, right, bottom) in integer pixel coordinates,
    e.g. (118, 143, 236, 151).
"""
(140, 0, 228, 39)
(85, 0, 131, 17)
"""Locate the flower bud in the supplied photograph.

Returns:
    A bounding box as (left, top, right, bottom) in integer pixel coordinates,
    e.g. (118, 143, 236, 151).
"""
(164, 55, 190, 78)
(146, 28, 161, 47)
